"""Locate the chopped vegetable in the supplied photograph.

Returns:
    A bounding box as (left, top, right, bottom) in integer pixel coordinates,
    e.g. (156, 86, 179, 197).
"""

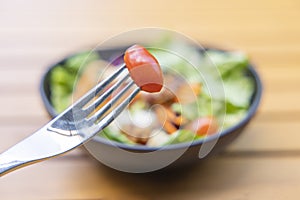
(166, 129, 200, 145)
(124, 45, 163, 93)
(186, 116, 218, 136)
(50, 52, 99, 113)
(49, 37, 255, 147)
(147, 130, 171, 147)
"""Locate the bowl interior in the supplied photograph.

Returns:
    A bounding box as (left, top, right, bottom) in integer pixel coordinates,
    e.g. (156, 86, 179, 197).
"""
(40, 46, 262, 151)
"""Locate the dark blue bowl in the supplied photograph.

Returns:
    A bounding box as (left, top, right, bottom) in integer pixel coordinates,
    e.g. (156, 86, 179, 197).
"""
(40, 46, 262, 172)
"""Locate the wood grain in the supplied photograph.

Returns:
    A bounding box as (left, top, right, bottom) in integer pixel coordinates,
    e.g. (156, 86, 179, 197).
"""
(0, 0, 300, 199)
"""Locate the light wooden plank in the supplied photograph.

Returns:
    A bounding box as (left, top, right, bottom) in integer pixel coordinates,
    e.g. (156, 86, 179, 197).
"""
(1, 154, 300, 200)
(1, 27, 300, 48)
(0, 95, 46, 118)
(0, 69, 44, 88)
(0, 0, 299, 13)
(0, 2, 299, 31)
(260, 91, 300, 112)
(227, 120, 300, 152)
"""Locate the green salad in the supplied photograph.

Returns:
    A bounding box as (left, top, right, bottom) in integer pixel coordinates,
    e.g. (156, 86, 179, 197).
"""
(50, 38, 254, 146)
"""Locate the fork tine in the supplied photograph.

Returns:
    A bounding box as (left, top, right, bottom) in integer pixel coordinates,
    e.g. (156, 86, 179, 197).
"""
(74, 65, 127, 109)
(82, 73, 130, 117)
(95, 87, 140, 129)
(88, 79, 136, 124)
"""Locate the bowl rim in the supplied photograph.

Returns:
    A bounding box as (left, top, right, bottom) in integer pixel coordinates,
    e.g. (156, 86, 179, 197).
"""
(40, 46, 263, 152)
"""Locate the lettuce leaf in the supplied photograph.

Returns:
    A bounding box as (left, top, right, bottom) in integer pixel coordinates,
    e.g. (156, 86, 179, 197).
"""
(50, 52, 99, 113)
(166, 129, 200, 145)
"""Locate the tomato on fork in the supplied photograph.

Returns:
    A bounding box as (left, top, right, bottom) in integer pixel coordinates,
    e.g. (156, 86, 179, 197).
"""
(124, 45, 163, 93)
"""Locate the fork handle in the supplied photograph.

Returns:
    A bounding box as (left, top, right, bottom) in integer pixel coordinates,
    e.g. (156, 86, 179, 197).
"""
(0, 127, 68, 177)
(0, 158, 31, 177)
(0, 146, 48, 177)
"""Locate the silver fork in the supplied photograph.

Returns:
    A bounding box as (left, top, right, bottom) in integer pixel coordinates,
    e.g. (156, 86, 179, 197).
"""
(0, 65, 140, 176)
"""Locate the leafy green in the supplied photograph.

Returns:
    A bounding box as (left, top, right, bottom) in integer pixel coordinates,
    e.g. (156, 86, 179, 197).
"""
(50, 52, 99, 113)
(205, 50, 249, 78)
(149, 37, 254, 132)
(148, 39, 205, 83)
(100, 127, 134, 145)
(223, 74, 254, 108)
(166, 129, 201, 145)
(222, 110, 248, 129)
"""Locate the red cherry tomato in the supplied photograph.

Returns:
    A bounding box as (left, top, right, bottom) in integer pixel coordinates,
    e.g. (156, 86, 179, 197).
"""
(124, 45, 163, 93)
(187, 116, 218, 136)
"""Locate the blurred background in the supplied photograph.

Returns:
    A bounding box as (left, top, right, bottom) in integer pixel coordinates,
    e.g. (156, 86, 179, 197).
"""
(1, 0, 300, 199)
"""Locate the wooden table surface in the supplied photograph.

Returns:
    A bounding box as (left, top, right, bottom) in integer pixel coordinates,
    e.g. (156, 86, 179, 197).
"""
(1, 0, 300, 199)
